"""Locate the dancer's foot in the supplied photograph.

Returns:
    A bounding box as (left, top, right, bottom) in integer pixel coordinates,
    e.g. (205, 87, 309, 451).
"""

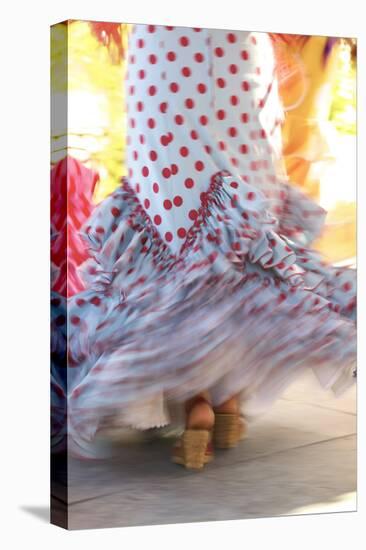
(185, 393, 215, 430)
(172, 393, 214, 470)
(213, 396, 239, 415)
(213, 396, 246, 449)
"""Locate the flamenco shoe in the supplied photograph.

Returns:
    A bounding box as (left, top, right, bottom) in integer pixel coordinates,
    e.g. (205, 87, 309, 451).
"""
(171, 396, 214, 470)
(213, 413, 247, 449)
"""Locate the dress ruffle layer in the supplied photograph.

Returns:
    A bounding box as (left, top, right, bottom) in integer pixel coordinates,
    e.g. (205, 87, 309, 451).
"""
(66, 172, 356, 457)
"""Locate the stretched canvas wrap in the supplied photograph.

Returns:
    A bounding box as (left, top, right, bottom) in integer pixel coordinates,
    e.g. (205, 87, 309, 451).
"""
(51, 20, 357, 530)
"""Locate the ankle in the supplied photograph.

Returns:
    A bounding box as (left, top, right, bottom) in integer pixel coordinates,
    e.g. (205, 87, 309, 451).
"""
(213, 397, 239, 415)
(186, 401, 215, 430)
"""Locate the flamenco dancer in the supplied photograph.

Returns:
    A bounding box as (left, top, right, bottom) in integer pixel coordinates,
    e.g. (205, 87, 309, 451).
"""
(67, 25, 356, 468)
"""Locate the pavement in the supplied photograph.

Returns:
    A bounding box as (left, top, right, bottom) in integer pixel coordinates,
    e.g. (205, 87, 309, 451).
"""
(52, 371, 356, 530)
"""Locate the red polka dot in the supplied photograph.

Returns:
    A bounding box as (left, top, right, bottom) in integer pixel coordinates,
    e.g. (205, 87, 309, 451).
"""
(189, 209, 198, 220)
(230, 95, 239, 106)
(228, 127, 238, 137)
(247, 192, 256, 200)
(111, 207, 121, 217)
(180, 36, 190, 47)
(167, 51, 176, 62)
(216, 109, 226, 120)
(177, 227, 187, 238)
(162, 167, 171, 178)
(147, 25, 155, 33)
(153, 182, 159, 193)
(171, 163, 179, 175)
(241, 113, 249, 123)
(163, 199, 172, 210)
(139, 134, 145, 144)
(76, 298, 85, 307)
(242, 81, 250, 91)
(160, 135, 169, 146)
(90, 296, 101, 306)
(138, 70, 145, 79)
(170, 82, 179, 93)
(227, 32, 237, 43)
(149, 54, 157, 64)
(197, 83, 207, 94)
(278, 293, 286, 303)
(154, 214, 162, 225)
(137, 39, 145, 48)
(135, 183, 140, 193)
(251, 35, 257, 45)
(180, 146, 189, 157)
(204, 145, 212, 154)
(149, 150, 158, 161)
(173, 195, 183, 207)
(230, 181, 239, 189)
(229, 64, 238, 74)
(194, 52, 204, 62)
(195, 160, 204, 171)
(71, 315, 80, 325)
(343, 282, 352, 292)
(142, 166, 149, 177)
(190, 130, 198, 140)
(96, 226, 105, 234)
(218, 141, 226, 151)
(175, 114, 184, 125)
(185, 178, 194, 189)
(182, 67, 191, 77)
(159, 102, 168, 113)
(239, 144, 248, 154)
(136, 101, 144, 111)
(165, 232, 173, 242)
(147, 118, 156, 129)
(216, 78, 226, 88)
(215, 47, 224, 57)
(148, 85, 157, 96)
(185, 98, 195, 109)
(144, 198, 150, 209)
(241, 50, 249, 60)
(199, 115, 208, 125)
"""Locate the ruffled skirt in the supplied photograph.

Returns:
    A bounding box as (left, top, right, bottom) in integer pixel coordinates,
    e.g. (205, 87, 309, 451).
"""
(65, 171, 356, 457)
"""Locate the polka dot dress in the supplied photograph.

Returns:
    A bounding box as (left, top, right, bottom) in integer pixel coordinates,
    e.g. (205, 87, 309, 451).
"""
(126, 25, 284, 252)
(65, 24, 356, 456)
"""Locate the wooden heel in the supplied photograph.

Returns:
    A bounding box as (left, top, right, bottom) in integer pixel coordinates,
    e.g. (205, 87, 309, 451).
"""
(213, 413, 241, 449)
(182, 430, 210, 469)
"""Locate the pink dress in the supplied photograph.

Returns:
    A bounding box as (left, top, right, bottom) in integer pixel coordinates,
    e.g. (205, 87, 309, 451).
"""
(66, 25, 356, 458)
